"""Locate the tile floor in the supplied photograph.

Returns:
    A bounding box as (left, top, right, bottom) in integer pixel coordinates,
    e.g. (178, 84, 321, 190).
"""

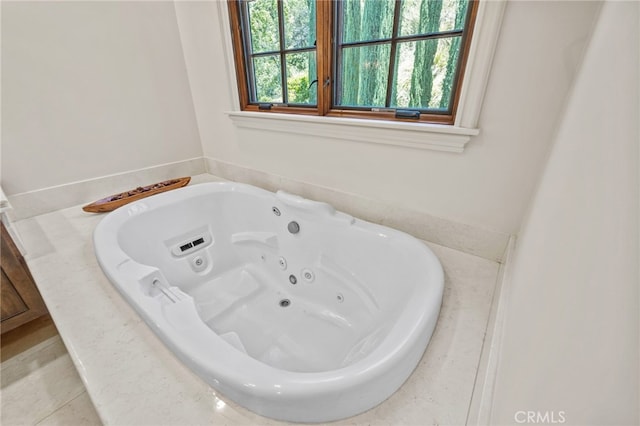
(1, 316, 101, 425)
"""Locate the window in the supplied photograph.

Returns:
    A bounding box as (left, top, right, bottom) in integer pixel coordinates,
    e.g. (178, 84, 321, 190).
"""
(228, 0, 478, 125)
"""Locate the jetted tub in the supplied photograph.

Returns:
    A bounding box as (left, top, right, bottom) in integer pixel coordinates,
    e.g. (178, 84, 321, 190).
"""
(93, 181, 444, 422)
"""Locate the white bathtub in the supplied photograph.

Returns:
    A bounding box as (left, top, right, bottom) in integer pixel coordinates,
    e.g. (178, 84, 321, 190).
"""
(93, 182, 444, 422)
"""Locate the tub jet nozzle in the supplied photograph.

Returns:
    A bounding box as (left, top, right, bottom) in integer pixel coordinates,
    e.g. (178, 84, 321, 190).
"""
(288, 221, 300, 234)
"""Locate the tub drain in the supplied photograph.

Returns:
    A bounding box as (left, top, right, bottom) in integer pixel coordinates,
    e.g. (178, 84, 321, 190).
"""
(279, 299, 291, 307)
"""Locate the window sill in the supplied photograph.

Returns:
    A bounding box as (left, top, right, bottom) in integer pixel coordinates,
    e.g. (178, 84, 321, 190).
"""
(226, 111, 479, 153)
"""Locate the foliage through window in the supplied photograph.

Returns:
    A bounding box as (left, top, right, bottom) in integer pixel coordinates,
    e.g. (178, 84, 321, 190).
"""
(228, 0, 477, 124)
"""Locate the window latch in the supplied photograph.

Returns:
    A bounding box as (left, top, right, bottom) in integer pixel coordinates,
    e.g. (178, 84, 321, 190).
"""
(309, 78, 330, 90)
(395, 109, 421, 119)
(258, 103, 272, 110)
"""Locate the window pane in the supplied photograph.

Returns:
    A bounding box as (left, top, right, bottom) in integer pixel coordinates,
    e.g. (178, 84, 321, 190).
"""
(398, 0, 421, 37)
(390, 41, 415, 108)
(338, 44, 390, 107)
(253, 55, 282, 103)
(283, 0, 316, 49)
(248, 0, 280, 53)
(399, 0, 468, 37)
(441, 0, 469, 32)
(286, 52, 317, 105)
(436, 36, 461, 110)
(341, 0, 395, 43)
(391, 36, 461, 110)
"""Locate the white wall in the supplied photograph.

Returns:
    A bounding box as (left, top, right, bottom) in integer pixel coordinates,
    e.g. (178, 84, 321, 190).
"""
(490, 1, 639, 424)
(1, 1, 604, 236)
(1, 1, 202, 195)
(176, 1, 601, 235)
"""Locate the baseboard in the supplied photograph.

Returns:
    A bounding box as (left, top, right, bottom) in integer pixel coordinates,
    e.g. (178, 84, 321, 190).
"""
(466, 234, 517, 424)
(7, 158, 206, 221)
(204, 157, 510, 262)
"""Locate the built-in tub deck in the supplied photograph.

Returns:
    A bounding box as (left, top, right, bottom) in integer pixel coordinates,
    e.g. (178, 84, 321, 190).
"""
(12, 174, 500, 425)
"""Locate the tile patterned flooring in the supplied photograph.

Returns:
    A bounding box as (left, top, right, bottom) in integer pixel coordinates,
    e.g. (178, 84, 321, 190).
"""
(1, 316, 101, 425)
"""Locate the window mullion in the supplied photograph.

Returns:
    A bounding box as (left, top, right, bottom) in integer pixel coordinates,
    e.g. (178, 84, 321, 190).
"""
(277, 0, 287, 104)
(315, 0, 332, 115)
(385, 0, 402, 108)
(332, 0, 344, 108)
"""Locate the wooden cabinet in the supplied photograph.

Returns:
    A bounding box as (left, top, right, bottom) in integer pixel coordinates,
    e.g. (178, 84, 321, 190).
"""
(1, 222, 47, 333)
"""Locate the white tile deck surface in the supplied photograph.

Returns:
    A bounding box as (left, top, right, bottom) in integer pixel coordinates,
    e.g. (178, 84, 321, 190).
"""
(8, 174, 500, 426)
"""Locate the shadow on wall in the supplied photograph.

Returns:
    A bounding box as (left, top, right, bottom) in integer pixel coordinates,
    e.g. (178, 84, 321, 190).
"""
(490, 2, 639, 425)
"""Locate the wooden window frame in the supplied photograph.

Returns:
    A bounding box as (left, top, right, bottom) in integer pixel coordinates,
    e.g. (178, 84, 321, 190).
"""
(227, 0, 479, 125)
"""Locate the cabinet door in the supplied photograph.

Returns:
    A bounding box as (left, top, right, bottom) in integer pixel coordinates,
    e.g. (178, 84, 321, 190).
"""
(1, 269, 29, 321)
(1, 222, 48, 333)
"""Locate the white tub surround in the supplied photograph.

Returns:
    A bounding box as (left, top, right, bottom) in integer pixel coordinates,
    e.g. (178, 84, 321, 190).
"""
(13, 174, 501, 425)
(204, 158, 510, 263)
(4, 158, 510, 263)
(5, 158, 206, 221)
